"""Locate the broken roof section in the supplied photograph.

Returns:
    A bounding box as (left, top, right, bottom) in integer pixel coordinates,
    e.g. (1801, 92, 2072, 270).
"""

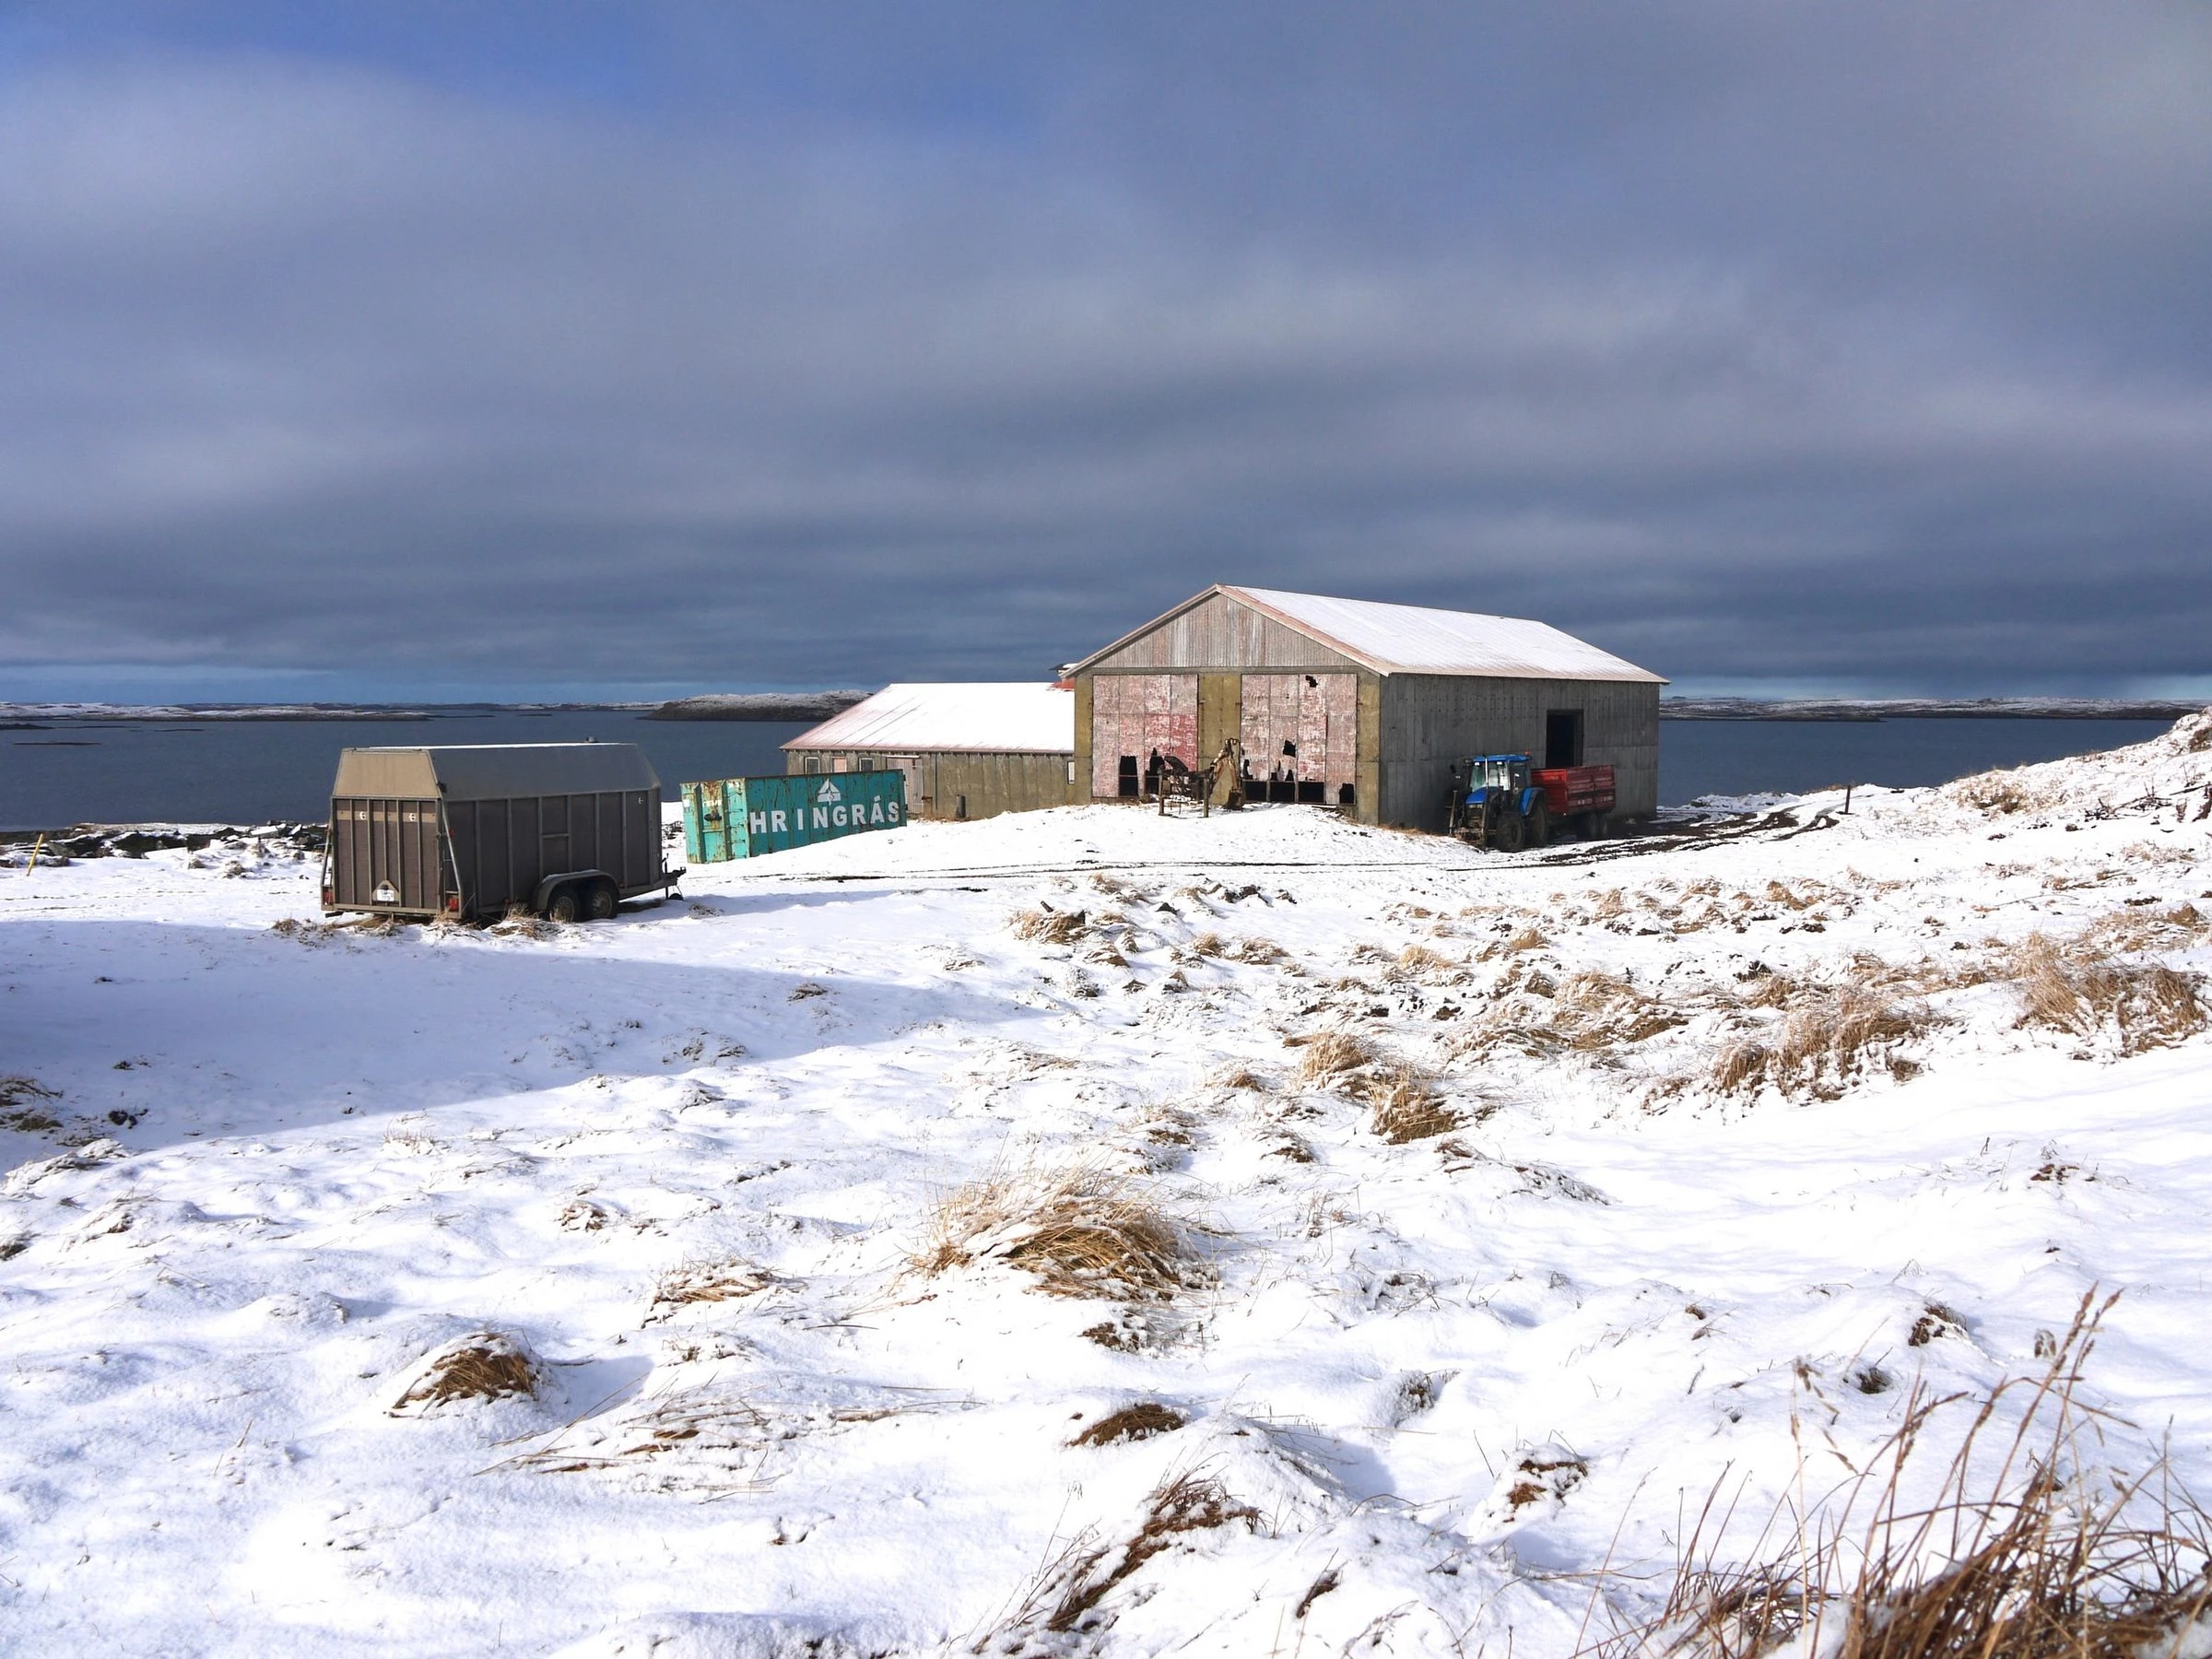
(1070, 584, 1666, 682)
(784, 684, 1075, 755)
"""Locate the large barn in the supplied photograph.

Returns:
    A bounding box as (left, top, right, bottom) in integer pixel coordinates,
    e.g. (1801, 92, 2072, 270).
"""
(782, 682, 1074, 822)
(1065, 585, 1665, 830)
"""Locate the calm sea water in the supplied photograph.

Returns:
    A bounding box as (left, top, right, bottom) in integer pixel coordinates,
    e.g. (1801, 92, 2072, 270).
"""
(0, 710, 809, 830)
(1656, 717, 2172, 804)
(0, 709, 2180, 829)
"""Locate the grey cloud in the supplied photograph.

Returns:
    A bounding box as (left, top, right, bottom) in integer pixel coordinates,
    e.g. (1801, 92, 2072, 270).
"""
(0, 9, 2208, 699)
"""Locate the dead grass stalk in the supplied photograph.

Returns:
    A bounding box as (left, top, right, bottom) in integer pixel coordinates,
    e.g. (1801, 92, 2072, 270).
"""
(1590, 1292, 2212, 1659)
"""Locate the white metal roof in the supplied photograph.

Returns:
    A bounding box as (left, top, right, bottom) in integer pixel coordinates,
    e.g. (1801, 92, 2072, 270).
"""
(1226, 587, 1665, 681)
(783, 684, 1075, 755)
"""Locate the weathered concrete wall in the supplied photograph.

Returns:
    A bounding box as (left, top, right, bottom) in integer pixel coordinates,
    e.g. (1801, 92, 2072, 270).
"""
(1376, 677, 1660, 830)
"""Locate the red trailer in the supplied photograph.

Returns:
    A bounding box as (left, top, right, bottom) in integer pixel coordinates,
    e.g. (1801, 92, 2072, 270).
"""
(1534, 764, 1616, 836)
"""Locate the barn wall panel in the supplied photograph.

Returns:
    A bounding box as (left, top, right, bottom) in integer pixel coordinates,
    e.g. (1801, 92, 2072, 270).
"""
(1087, 673, 1198, 798)
(1238, 672, 1358, 803)
(1378, 676, 1660, 829)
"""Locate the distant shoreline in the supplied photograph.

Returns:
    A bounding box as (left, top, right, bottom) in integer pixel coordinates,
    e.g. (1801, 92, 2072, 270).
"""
(0, 701, 653, 724)
(1661, 697, 2206, 723)
(4, 693, 2198, 726)
(642, 691, 871, 722)
(0, 693, 868, 725)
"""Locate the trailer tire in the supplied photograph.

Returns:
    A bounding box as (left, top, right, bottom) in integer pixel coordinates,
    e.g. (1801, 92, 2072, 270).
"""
(583, 878, 618, 922)
(1525, 801, 1549, 850)
(545, 884, 583, 924)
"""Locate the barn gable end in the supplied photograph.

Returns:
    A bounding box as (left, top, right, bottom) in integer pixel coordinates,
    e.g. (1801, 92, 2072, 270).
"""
(1077, 590, 1363, 674)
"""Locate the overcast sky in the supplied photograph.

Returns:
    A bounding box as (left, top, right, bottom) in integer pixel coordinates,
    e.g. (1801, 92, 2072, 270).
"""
(2, 3, 2208, 701)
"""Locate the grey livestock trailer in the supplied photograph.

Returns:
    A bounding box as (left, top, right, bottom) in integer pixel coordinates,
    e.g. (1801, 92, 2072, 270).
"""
(322, 744, 680, 923)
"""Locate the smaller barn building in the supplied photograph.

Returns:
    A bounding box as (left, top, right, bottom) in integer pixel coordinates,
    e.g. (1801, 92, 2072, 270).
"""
(1067, 585, 1665, 830)
(782, 683, 1075, 822)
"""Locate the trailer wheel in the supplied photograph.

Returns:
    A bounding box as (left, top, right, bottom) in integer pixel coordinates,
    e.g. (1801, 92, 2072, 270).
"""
(583, 878, 618, 922)
(545, 884, 583, 924)
(1525, 801, 1549, 850)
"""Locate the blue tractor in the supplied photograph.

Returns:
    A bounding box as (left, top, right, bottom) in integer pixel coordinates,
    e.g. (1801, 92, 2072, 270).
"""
(1446, 753, 1550, 852)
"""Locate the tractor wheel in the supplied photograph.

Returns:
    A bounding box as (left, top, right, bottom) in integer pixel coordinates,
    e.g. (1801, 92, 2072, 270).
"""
(1492, 809, 1526, 854)
(583, 879, 619, 922)
(1525, 801, 1549, 850)
(545, 884, 583, 924)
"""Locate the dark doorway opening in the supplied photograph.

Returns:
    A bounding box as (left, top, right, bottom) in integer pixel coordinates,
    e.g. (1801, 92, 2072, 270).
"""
(1117, 755, 1139, 798)
(1545, 710, 1584, 770)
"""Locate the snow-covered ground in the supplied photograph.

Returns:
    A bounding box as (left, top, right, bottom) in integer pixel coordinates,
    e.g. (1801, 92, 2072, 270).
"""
(5, 717, 2212, 1657)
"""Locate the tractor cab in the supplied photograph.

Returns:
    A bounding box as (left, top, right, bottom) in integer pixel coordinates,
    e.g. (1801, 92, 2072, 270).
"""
(1446, 752, 1545, 851)
(1463, 753, 1532, 803)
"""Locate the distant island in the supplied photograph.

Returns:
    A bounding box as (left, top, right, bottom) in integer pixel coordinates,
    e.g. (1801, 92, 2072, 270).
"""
(645, 690, 871, 722)
(0, 701, 442, 723)
(1662, 696, 2209, 722)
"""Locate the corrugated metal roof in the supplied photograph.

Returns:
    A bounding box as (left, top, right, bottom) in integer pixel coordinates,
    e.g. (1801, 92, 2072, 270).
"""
(1225, 587, 1665, 681)
(333, 743, 659, 800)
(784, 684, 1074, 755)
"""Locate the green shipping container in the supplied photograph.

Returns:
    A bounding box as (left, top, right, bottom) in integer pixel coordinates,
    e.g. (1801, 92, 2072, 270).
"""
(681, 771, 909, 862)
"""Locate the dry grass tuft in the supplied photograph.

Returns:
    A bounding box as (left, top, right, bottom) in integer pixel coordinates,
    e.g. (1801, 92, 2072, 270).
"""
(1365, 1065, 1460, 1144)
(1395, 944, 1458, 977)
(2081, 902, 2209, 955)
(1591, 1293, 2212, 1659)
(1951, 770, 2039, 815)
(1714, 988, 1930, 1099)
(1740, 972, 1798, 1008)
(1712, 1041, 1774, 1096)
(1215, 1065, 1268, 1090)
(1033, 1472, 1261, 1637)
(1011, 906, 1090, 945)
(0, 1076, 63, 1135)
(1069, 1402, 1186, 1447)
(1190, 931, 1229, 958)
(390, 1333, 539, 1413)
(1501, 926, 1549, 955)
(651, 1260, 774, 1308)
(2011, 934, 2207, 1054)
(1298, 1030, 1373, 1080)
(1555, 972, 1689, 1048)
(912, 1163, 1194, 1300)
(1457, 971, 1687, 1063)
